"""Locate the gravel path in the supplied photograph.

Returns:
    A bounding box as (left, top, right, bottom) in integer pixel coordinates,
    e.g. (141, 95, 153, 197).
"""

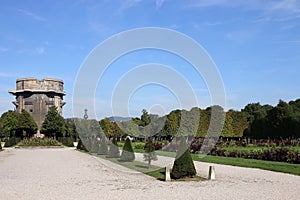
(0, 148, 299, 200)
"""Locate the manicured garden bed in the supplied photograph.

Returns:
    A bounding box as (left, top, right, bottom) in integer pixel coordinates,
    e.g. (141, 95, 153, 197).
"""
(17, 138, 63, 147)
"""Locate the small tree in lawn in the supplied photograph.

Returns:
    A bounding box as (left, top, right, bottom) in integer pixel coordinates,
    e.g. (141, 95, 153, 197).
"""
(120, 137, 135, 162)
(107, 137, 120, 158)
(171, 137, 196, 179)
(143, 137, 157, 169)
(98, 136, 108, 155)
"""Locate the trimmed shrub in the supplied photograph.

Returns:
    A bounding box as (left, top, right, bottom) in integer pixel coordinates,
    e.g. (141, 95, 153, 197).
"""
(133, 142, 144, 150)
(98, 137, 108, 155)
(18, 138, 62, 146)
(171, 137, 196, 179)
(4, 137, 19, 147)
(57, 137, 74, 147)
(107, 137, 120, 158)
(77, 139, 88, 152)
(120, 137, 135, 162)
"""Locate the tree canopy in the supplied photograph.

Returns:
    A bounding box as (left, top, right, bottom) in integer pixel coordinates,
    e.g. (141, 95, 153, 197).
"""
(41, 106, 66, 138)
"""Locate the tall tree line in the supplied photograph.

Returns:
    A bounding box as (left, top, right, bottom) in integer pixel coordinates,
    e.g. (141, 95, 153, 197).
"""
(243, 99, 300, 138)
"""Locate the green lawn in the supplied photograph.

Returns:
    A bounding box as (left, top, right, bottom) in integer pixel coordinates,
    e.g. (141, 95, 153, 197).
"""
(150, 150, 300, 176)
(221, 145, 300, 153)
(97, 154, 165, 180)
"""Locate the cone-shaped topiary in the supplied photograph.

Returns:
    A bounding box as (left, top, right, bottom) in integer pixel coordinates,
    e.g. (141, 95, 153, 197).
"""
(77, 139, 88, 152)
(98, 136, 108, 155)
(107, 137, 120, 158)
(171, 137, 196, 179)
(120, 137, 135, 162)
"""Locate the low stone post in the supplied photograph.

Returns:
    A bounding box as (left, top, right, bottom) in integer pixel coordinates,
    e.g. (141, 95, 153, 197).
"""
(165, 167, 171, 182)
(208, 166, 215, 180)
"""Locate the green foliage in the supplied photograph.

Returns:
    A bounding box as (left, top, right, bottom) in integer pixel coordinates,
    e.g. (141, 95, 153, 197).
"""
(120, 137, 135, 162)
(141, 109, 150, 127)
(143, 138, 157, 169)
(0, 110, 38, 139)
(107, 137, 120, 158)
(99, 117, 113, 138)
(16, 110, 38, 138)
(171, 137, 196, 179)
(0, 110, 18, 137)
(41, 106, 66, 138)
(243, 99, 300, 138)
(57, 137, 74, 147)
(65, 119, 77, 138)
(164, 110, 181, 137)
(4, 137, 21, 147)
(18, 138, 62, 146)
(77, 139, 88, 151)
(98, 137, 108, 155)
(133, 142, 145, 149)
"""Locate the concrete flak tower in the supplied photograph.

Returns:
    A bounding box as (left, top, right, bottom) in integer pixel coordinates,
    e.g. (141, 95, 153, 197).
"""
(9, 78, 66, 130)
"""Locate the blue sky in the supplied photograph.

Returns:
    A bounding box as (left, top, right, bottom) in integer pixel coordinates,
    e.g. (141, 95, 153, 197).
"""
(0, 0, 299, 119)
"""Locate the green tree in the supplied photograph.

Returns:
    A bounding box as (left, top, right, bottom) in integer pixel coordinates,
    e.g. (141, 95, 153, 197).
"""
(141, 109, 150, 127)
(41, 106, 66, 138)
(99, 117, 113, 138)
(267, 100, 295, 138)
(65, 119, 77, 139)
(16, 110, 38, 138)
(171, 137, 196, 179)
(143, 138, 157, 169)
(0, 110, 18, 137)
(120, 137, 135, 162)
(227, 110, 249, 137)
(164, 109, 181, 137)
(107, 137, 120, 158)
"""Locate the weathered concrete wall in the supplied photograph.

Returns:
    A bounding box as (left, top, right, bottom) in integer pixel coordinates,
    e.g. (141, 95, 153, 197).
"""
(9, 78, 66, 129)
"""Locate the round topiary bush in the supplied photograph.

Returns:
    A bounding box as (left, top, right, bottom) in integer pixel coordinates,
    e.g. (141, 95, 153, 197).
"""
(120, 137, 135, 162)
(171, 137, 196, 179)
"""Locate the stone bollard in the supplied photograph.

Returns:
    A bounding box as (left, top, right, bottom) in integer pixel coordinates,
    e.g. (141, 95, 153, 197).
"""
(165, 167, 171, 182)
(208, 166, 215, 180)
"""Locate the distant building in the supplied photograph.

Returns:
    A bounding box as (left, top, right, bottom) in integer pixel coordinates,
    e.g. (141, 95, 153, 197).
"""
(9, 78, 66, 130)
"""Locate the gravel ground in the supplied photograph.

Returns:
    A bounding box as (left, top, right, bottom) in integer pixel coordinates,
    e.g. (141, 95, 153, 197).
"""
(0, 148, 299, 200)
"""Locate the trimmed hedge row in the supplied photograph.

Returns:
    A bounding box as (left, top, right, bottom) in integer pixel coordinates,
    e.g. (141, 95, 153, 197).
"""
(4, 137, 21, 147)
(210, 147, 300, 164)
(57, 137, 75, 147)
(18, 138, 62, 146)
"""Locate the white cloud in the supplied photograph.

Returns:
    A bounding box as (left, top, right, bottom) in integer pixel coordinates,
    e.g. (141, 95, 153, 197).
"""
(269, 0, 300, 13)
(36, 47, 45, 55)
(0, 47, 8, 53)
(155, 0, 166, 9)
(116, 0, 144, 15)
(0, 72, 20, 78)
(16, 8, 46, 21)
(188, 0, 227, 7)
